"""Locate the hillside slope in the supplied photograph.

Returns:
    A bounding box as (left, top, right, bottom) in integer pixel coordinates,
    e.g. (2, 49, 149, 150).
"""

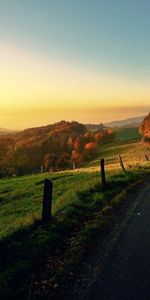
(0, 121, 114, 177)
(0, 140, 150, 299)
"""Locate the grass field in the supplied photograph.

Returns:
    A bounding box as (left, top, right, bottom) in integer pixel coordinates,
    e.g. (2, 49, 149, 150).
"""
(114, 126, 141, 141)
(88, 140, 150, 170)
(0, 139, 150, 299)
(0, 171, 100, 239)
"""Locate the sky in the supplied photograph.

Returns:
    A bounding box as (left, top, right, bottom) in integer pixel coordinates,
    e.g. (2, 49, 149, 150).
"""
(0, 0, 150, 129)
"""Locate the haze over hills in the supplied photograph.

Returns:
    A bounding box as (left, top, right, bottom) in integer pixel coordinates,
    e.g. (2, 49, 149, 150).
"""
(0, 127, 10, 132)
(84, 116, 146, 131)
(0, 127, 17, 135)
(104, 116, 146, 128)
(0, 115, 147, 135)
(0, 127, 12, 134)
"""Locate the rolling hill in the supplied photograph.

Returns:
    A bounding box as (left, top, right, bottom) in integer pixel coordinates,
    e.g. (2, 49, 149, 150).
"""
(104, 116, 145, 128)
(0, 120, 114, 177)
(0, 127, 16, 135)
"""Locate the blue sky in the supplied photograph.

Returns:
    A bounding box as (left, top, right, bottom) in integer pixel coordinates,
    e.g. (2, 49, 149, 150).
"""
(0, 0, 149, 128)
(1, 0, 150, 77)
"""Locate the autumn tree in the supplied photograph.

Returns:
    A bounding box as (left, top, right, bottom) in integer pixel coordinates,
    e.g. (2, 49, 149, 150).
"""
(140, 113, 150, 142)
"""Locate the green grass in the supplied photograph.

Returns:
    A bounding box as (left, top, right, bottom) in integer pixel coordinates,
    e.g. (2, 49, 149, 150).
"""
(88, 140, 150, 169)
(0, 140, 150, 299)
(114, 127, 141, 141)
(0, 172, 100, 239)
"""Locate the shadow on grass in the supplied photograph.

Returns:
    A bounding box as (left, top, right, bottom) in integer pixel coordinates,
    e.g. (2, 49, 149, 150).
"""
(0, 216, 73, 299)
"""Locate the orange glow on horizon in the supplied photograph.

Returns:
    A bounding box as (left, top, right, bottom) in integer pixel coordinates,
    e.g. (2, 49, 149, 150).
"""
(0, 43, 150, 129)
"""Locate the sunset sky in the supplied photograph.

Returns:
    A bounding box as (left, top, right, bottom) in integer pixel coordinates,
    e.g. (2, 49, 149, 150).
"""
(0, 0, 150, 129)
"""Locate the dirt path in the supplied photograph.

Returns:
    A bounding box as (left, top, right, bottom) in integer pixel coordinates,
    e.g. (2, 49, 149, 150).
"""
(66, 177, 150, 300)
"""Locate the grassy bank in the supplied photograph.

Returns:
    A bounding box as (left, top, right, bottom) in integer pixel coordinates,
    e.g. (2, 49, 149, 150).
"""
(0, 140, 150, 299)
(0, 165, 150, 299)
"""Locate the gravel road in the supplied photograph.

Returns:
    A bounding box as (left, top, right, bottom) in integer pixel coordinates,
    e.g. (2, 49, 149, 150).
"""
(66, 177, 150, 300)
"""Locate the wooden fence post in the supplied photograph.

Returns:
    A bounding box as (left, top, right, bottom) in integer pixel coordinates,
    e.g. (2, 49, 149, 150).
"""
(42, 179, 53, 222)
(118, 155, 125, 172)
(73, 161, 76, 170)
(41, 165, 43, 174)
(145, 154, 149, 162)
(100, 158, 106, 191)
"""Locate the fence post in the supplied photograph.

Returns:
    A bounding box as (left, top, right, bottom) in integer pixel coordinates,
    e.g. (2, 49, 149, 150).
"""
(42, 179, 53, 222)
(100, 158, 106, 191)
(73, 161, 76, 170)
(145, 154, 149, 161)
(41, 165, 43, 174)
(118, 155, 125, 172)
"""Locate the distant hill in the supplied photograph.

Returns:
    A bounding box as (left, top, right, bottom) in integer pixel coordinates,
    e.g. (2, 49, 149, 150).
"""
(0, 120, 115, 177)
(14, 120, 87, 142)
(84, 123, 105, 131)
(104, 116, 145, 128)
(0, 127, 9, 132)
(0, 127, 15, 135)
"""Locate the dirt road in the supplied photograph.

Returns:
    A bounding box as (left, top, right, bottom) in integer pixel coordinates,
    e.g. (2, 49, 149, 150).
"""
(66, 177, 150, 300)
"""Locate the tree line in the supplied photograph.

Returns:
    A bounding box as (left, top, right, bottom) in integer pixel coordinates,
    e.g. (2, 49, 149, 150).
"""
(0, 121, 115, 177)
